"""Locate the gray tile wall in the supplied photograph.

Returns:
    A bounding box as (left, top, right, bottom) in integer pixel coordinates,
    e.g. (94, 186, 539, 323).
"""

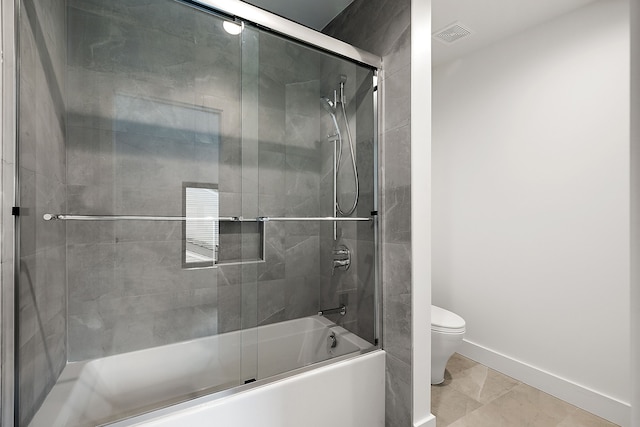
(354, 66, 378, 344)
(239, 29, 376, 334)
(66, 0, 239, 359)
(17, 0, 67, 424)
(324, 1, 413, 426)
(66, 0, 379, 369)
(64, 2, 370, 361)
(256, 32, 323, 326)
(316, 58, 377, 342)
(8, 0, 383, 421)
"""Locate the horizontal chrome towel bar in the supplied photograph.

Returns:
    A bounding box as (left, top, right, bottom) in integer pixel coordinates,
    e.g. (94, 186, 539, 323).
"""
(257, 216, 372, 222)
(43, 214, 373, 222)
(42, 214, 243, 222)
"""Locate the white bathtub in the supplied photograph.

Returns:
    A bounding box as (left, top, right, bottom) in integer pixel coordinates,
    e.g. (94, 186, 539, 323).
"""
(30, 316, 380, 427)
(112, 350, 385, 427)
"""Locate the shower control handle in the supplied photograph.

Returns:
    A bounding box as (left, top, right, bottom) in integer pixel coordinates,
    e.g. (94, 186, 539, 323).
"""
(332, 245, 351, 272)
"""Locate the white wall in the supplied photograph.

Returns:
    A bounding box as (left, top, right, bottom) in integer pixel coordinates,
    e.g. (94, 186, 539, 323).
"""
(432, 0, 630, 423)
(412, 0, 435, 425)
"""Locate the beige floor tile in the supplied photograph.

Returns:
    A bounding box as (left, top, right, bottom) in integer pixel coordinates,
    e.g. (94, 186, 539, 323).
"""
(445, 353, 478, 376)
(432, 356, 621, 427)
(447, 362, 520, 404)
(447, 385, 564, 427)
(506, 384, 578, 422)
(431, 382, 483, 427)
(557, 408, 620, 427)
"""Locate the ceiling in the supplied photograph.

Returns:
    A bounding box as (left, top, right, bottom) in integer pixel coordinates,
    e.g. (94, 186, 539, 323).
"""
(432, 0, 598, 66)
(242, 0, 355, 30)
(241, 0, 599, 65)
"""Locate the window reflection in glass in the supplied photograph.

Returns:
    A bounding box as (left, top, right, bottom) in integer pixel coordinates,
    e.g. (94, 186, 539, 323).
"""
(184, 185, 219, 267)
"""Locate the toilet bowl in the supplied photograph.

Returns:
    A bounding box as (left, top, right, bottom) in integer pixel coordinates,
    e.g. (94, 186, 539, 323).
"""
(431, 305, 465, 385)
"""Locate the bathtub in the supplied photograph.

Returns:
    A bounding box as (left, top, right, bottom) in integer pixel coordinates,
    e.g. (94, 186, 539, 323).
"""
(30, 316, 383, 427)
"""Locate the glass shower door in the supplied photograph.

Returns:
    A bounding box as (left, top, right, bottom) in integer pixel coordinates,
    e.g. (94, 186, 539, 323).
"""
(17, 1, 259, 425)
(15, 0, 379, 424)
(252, 29, 379, 380)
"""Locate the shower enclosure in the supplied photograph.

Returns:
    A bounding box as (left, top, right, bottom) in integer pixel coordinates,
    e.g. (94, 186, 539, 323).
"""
(12, 0, 380, 425)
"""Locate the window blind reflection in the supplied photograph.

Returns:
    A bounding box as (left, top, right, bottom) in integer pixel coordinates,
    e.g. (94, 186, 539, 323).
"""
(185, 186, 219, 265)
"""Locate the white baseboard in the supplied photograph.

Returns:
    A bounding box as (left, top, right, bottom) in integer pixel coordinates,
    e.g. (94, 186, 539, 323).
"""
(414, 414, 437, 427)
(459, 340, 631, 427)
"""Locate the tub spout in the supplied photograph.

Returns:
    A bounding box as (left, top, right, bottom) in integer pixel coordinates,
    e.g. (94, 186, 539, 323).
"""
(318, 304, 346, 317)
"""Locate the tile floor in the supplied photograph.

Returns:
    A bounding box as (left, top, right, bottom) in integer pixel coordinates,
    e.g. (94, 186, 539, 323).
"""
(431, 353, 619, 427)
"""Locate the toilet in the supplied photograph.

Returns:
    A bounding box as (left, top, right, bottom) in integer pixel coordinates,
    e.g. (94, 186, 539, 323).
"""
(431, 305, 466, 385)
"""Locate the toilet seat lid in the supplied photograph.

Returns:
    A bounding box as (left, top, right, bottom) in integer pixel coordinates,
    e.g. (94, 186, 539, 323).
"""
(431, 305, 465, 332)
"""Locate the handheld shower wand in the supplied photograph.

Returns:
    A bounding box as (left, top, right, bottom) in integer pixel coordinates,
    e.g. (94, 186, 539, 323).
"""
(336, 75, 359, 217)
(320, 76, 360, 240)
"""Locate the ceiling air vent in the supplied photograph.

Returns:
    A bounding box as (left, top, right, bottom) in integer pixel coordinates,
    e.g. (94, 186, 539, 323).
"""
(433, 22, 472, 44)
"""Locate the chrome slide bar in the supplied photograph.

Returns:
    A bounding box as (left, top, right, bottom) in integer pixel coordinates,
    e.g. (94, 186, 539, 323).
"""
(42, 214, 243, 222)
(187, 0, 382, 69)
(257, 216, 371, 222)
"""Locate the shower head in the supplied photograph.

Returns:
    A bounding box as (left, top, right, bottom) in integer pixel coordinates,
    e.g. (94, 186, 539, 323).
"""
(320, 97, 337, 115)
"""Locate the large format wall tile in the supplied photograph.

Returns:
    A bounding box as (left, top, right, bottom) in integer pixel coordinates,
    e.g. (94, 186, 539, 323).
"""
(324, 0, 412, 425)
(64, 0, 378, 379)
(252, 47, 326, 327)
(316, 45, 377, 340)
(18, 0, 67, 423)
(323, 0, 410, 59)
(66, 0, 236, 358)
(64, 0, 329, 357)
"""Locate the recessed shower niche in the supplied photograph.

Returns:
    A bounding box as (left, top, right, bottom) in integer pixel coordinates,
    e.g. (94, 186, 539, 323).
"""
(183, 183, 265, 268)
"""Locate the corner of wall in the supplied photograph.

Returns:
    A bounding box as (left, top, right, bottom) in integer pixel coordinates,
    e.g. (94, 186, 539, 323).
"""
(411, 0, 432, 424)
(459, 340, 632, 426)
(323, 0, 421, 425)
(630, 0, 640, 424)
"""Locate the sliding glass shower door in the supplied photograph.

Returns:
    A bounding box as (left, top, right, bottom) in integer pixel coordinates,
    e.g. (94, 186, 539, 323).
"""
(16, 0, 378, 425)
(19, 1, 258, 424)
(253, 30, 379, 380)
